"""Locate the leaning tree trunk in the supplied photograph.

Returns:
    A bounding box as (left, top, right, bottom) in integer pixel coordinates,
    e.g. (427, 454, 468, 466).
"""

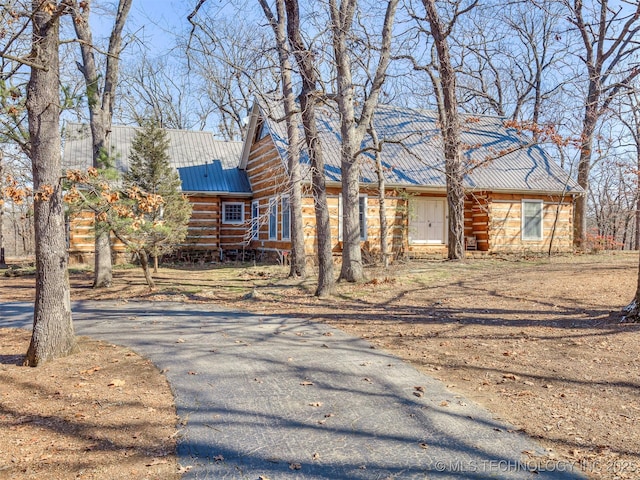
(139, 250, 156, 289)
(24, 2, 77, 366)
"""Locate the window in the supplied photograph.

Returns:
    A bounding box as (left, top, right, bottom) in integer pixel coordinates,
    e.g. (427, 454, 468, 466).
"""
(522, 200, 543, 240)
(359, 195, 368, 241)
(222, 202, 244, 224)
(251, 200, 259, 240)
(281, 195, 291, 240)
(268, 197, 278, 240)
(337, 195, 367, 241)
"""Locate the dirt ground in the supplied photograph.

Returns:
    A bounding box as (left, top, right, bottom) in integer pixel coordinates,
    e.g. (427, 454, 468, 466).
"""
(2, 252, 640, 479)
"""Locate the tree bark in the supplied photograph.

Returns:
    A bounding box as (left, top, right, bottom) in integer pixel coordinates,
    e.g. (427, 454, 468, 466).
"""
(24, 1, 77, 366)
(258, 0, 306, 278)
(423, 0, 465, 260)
(0, 150, 5, 266)
(72, 0, 133, 287)
(285, 0, 334, 296)
(370, 125, 389, 268)
(139, 251, 156, 289)
(329, 0, 398, 282)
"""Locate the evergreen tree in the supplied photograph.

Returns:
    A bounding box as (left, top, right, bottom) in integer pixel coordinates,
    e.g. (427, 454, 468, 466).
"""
(123, 121, 192, 274)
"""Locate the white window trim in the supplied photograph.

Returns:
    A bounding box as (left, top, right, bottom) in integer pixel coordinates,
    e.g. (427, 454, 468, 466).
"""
(268, 197, 278, 240)
(521, 199, 543, 241)
(337, 195, 368, 242)
(222, 202, 245, 225)
(281, 195, 291, 241)
(251, 200, 260, 240)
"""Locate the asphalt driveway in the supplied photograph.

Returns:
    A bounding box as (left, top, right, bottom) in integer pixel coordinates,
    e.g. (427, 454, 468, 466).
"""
(0, 301, 584, 479)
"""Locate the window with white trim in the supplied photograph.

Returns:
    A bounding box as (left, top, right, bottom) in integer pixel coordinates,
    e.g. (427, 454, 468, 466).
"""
(337, 195, 367, 241)
(251, 200, 259, 240)
(522, 200, 543, 240)
(222, 202, 244, 224)
(359, 195, 367, 241)
(281, 195, 291, 240)
(268, 197, 278, 240)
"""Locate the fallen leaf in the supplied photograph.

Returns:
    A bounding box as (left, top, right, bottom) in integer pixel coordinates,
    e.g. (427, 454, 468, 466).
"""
(188, 371, 198, 375)
(502, 374, 520, 381)
(146, 459, 168, 466)
(419, 442, 428, 449)
(300, 381, 314, 386)
(309, 402, 322, 407)
(214, 455, 224, 462)
(289, 463, 302, 470)
(176, 338, 185, 343)
(108, 379, 125, 387)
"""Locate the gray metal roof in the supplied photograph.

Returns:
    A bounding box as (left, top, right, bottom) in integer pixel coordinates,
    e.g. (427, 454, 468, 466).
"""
(63, 123, 248, 194)
(260, 102, 582, 195)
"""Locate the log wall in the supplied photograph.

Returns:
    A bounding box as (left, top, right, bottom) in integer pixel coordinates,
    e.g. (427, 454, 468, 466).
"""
(488, 193, 573, 252)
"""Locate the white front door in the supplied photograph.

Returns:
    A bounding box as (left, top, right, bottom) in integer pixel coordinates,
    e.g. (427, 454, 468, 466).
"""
(409, 198, 446, 244)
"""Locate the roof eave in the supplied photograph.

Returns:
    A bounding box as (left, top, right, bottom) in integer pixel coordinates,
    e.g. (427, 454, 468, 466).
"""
(184, 191, 253, 197)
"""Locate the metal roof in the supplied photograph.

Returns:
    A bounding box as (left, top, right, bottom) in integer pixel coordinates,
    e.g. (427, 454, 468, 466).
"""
(259, 102, 583, 195)
(177, 160, 251, 194)
(63, 123, 249, 194)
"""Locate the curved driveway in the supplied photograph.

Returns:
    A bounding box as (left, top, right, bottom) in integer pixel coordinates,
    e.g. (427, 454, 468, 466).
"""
(1, 301, 584, 479)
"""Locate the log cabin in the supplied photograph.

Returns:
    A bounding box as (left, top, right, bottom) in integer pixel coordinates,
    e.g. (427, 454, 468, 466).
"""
(240, 101, 582, 260)
(62, 101, 582, 264)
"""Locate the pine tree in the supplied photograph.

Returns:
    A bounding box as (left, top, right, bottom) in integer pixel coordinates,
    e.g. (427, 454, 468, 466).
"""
(119, 121, 191, 280)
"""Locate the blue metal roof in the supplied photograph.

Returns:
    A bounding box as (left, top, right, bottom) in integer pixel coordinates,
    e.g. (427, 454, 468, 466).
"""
(177, 160, 251, 194)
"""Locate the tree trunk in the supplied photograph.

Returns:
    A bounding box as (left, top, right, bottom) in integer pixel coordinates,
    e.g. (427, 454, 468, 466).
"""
(574, 91, 598, 251)
(0, 151, 5, 267)
(423, 0, 465, 260)
(258, 0, 306, 278)
(370, 126, 389, 268)
(285, 0, 334, 296)
(340, 157, 365, 282)
(24, 2, 77, 366)
(139, 251, 156, 289)
(72, 0, 133, 288)
(330, 0, 398, 281)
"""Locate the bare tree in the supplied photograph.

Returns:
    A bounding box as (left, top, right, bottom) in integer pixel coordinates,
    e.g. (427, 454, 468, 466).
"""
(71, 0, 133, 288)
(421, 0, 477, 260)
(368, 122, 390, 267)
(258, 0, 306, 278)
(284, 0, 335, 297)
(185, 6, 280, 140)
(116, 55, 202, 130)
(456, 1, 567, 129)
(565, 0, 640, 249)
(24, 1, 77, 365)
(329, 0, 398, 282)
